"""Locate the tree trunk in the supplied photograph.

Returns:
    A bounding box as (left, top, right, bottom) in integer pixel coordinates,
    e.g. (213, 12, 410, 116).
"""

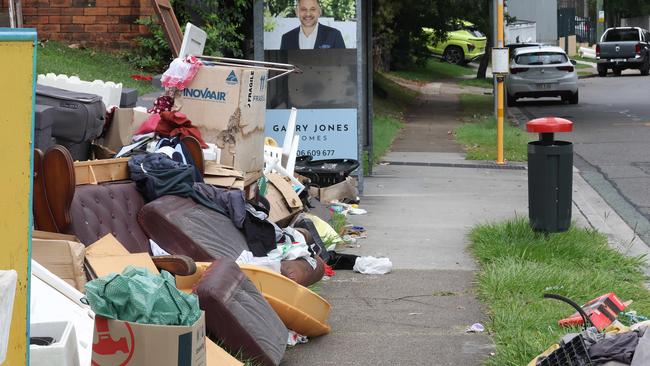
(476, 36, 492, 79)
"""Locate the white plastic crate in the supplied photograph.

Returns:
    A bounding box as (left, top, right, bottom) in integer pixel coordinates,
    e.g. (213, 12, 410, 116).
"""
(30, 321, 80, 366)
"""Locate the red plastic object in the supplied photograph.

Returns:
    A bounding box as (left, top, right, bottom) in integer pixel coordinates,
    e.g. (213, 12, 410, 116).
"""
(558, 293, 626, 331)
(526, 117, 573, 133)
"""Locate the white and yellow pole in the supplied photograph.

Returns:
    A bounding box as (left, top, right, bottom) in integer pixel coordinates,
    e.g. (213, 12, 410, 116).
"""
(496, 0, 505, 164)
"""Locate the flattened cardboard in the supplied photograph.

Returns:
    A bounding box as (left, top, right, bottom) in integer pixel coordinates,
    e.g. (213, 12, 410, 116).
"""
(265, 173, 303, 225)
(179, 65, 268, 173)
(203, 162, 245, 189)
(85, 234, 159, 278)
(103, 108, 151, 152)
(206, 338, 242, 366)
(91, 312, 206, 366)
(31, 239, 86, 292)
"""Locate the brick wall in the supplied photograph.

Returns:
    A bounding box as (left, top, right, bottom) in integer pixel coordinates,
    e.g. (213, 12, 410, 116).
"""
(20, 0, 154, 48)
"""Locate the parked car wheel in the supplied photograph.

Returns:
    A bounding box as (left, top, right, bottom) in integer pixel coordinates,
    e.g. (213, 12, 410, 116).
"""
(507, 92, 516, 107)
(443, 46, 465, 65)
(613, 67, 622, 76)
(640, 58, 650, 76)
(597, 65, 607, 77)
(569, 91, 579, 105)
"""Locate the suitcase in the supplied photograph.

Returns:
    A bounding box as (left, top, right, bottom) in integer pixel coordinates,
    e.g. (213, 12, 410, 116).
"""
(35, 85, 106, 161)
(34, 105, 55, 152)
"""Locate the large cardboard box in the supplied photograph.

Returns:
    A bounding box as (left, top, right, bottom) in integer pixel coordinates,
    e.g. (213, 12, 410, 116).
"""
(91, 312, 206, 366)
(31, 238, 86, 293)
(179, 65, 268, 174)
(103, 108, 151, 152)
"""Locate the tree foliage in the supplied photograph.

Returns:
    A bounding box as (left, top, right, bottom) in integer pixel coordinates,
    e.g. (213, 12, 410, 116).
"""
(128, 0, 251, 71)
(266, 0, 356, 20)
(373, 0, 488, 71)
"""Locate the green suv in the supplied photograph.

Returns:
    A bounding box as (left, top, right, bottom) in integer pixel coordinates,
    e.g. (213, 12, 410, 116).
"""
(425, 21, 487, 65)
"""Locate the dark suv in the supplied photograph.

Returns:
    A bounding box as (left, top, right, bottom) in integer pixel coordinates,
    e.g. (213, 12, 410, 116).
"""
(596, 27, 650, 76)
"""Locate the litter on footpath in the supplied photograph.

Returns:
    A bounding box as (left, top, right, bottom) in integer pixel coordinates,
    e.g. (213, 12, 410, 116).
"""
(465, 323, 485, 333)
(353, 256, 393, 275)
(287, 330, 309, 346)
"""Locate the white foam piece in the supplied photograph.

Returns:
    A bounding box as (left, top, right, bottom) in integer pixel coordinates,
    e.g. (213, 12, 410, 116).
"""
(37, 73, 123, 108)
(0, 269, 17, 364)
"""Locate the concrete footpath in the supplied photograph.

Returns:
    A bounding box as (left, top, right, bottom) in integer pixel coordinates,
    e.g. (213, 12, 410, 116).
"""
(281, 88, 649, 365)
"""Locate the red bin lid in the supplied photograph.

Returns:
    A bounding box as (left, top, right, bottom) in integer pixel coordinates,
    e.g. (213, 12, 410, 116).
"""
(526, 117, 573, 133)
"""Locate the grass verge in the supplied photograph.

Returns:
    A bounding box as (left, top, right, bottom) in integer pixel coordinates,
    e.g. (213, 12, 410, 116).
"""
(365, 73, 413, 171)
(455, 94, 531, 161)
(389, 58, 475, 82)
(469, 217, 650, 366)
(37, 41, 156, 96)
(459, 78, 493, 89)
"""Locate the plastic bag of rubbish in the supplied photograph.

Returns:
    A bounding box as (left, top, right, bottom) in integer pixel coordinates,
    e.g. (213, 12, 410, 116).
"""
(353, 256, 392, 275)
(84, 266, 200, 326)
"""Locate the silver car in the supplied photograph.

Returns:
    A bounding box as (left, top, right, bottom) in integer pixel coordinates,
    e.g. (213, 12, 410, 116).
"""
(506, 46, 579, 106)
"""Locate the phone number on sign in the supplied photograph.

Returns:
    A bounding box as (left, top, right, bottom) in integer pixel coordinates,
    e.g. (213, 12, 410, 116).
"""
(297, 149, 336, 157)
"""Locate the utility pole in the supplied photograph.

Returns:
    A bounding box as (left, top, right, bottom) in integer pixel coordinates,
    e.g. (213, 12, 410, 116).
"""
(496, 0, 505, 164)
(596, 0, 605, 42)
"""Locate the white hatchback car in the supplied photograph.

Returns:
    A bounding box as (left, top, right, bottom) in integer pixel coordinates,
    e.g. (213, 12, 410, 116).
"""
(506, 46, 579, 106)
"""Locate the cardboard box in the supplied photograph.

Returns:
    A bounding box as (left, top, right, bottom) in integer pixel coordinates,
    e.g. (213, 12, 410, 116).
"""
(31, 238, 87, 293)
(206, 338, 242, 366)
(318, 177, 359, 203)
(203, 161, 244, 190)
(179, 65, 268, 174)
(265, 173, 303, 226)
(103, 108, 151, 152)
(91, 312, 206, 366)
(85, 234, 159, 278)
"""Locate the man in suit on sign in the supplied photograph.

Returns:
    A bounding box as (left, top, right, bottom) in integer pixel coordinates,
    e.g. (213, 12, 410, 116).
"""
(280, 0, 346, 50)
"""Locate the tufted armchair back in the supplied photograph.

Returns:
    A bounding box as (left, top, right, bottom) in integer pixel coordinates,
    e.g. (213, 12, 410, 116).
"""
(69, 182, 150, 253)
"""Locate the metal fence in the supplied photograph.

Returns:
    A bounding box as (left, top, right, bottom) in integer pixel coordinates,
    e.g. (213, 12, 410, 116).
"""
(575, 16, 596, 44)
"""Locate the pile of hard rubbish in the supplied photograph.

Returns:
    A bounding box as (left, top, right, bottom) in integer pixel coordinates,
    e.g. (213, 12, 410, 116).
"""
(29, 31, 390, 366)
(529, 293, 650, 366)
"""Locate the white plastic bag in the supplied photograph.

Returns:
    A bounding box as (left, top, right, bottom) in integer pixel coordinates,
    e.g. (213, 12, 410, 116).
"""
(0, 270, 17, 364)
(353, 256, 393, 275)
(236, 250, 282, 273)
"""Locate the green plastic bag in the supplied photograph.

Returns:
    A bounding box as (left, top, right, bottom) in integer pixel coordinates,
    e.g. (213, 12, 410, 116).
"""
(84, 266, 200, 326)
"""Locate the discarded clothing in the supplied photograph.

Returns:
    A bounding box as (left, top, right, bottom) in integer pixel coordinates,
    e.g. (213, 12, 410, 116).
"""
(290, 213, 331, 262)
(135, 113, 161, 135)
(128, 153, 224, 216)
(157, 111, 208, 148)
(161, 56, 202, 90)
(194, 183, 278, 256)
(588, 330, 641, 364)
(236, 250, 282, 273)
(326, 251, 358, 270)
(194, 183, 247, 227)
(631, 326, 650, 366)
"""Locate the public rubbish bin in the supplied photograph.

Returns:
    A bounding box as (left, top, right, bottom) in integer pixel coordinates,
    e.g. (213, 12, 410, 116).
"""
(527, 117, 573, 233)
